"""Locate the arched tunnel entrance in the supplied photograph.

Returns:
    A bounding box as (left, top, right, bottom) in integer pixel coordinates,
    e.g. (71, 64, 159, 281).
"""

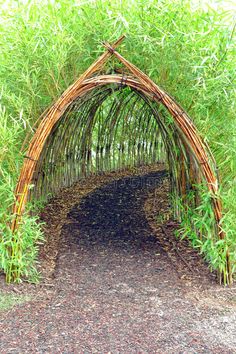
(10, 37, 231, 283)
(30, 84, 167, 200)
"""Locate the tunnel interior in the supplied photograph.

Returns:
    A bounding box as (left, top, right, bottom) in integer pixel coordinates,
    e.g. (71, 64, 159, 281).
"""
(29, 83, 199, 224)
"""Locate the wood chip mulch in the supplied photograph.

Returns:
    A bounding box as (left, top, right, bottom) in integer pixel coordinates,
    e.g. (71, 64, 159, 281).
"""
(0, 165, 236, 353)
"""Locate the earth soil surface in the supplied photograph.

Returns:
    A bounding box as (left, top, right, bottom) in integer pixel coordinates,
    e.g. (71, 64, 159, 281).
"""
(0, 166, 236, 353)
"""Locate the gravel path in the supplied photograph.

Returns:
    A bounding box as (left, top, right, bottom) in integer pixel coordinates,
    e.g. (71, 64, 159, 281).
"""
(0, 171, 236, 353)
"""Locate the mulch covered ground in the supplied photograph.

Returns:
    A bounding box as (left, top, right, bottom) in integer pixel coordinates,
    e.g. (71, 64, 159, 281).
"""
(0, 165, 236, 353)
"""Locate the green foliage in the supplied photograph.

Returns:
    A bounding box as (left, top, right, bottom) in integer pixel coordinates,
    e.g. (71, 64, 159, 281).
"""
(0, 101, 44, 282)
(175, 186, 233, 283)
(0, 214, 44, 283)
(0, 0, 235, 281)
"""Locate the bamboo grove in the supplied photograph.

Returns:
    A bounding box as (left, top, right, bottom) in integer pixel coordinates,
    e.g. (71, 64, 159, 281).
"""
(7, 37, 231, 284)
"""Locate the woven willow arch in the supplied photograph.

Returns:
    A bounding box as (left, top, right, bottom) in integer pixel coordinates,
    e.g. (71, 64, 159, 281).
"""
(11, 36, 230, 281)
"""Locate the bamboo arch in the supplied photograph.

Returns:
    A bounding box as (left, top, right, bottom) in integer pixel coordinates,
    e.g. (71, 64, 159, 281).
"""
(11, 36, 230, 281)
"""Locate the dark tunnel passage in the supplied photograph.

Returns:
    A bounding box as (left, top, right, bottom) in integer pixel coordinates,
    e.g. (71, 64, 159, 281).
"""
(63, 170, 167, 255)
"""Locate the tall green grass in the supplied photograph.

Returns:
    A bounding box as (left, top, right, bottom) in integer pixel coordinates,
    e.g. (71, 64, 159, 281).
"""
(0, 0, 235, 282)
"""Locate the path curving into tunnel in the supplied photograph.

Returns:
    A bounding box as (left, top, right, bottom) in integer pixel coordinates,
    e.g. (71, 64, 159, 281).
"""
(64, 170, 167, 254)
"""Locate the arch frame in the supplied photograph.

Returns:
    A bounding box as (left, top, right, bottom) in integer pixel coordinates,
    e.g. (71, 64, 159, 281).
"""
(11, 36, 230, 282)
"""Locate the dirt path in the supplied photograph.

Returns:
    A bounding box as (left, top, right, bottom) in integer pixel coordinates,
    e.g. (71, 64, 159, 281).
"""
(0, 171, 236, 353)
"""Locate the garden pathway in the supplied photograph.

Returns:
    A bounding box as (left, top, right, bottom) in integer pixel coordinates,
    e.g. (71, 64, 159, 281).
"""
(0, 172, 236, 353)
